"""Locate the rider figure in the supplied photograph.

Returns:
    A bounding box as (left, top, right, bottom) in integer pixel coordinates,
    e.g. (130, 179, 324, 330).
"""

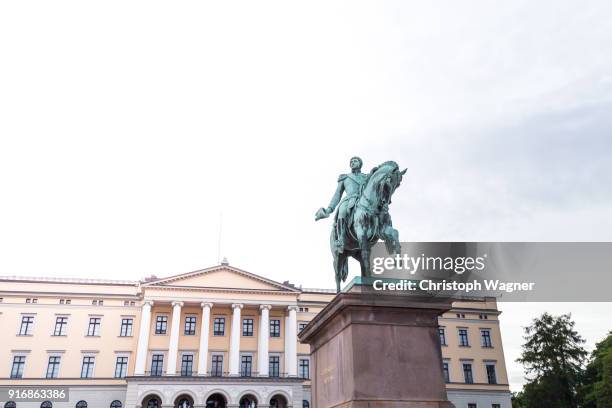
(315, 156, 368, 252)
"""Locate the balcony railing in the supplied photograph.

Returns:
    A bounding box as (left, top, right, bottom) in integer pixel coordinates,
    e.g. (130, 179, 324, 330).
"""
(140, 371, 308, 380)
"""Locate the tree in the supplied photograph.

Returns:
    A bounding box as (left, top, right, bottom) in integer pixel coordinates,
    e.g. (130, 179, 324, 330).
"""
(578, 331, 612, 407)
(516, 313, 587, 408)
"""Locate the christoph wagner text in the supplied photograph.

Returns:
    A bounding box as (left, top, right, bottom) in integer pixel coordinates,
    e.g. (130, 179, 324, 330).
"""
(373, 279, 535, 293)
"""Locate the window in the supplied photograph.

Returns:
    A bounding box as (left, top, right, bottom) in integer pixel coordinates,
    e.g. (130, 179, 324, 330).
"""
(184, 316, 196, 335)
(486, 364, 497, 384)
(270, 319, 281, 337)
(87, 317, 101, 336)
(66, 299, 71, 304)
(115, 356, 128, 378)
(53, 317, 68, 336)
(110, 401, 122, 408)
(463, 363, 474, 384)
(19, 316, 34, 335)
(41, 402, 52, 408)
(298, 322, 308, 333)
(481, 329, 493, 348)
(146, 400, 159, 408)
(439, 327, 447, 346)
(81, 356, 95, 378)
(76, 401, 87, 408)
(240, 355, 252, 377)
(468, 404, 477, 408)
(46, 356, 61, 378)
(458, 328, 470, 347)
(4, 402, 16, 408)
(155, 315, 167, 334)
(151, 354, 164, 376)
(442, 362, 450, 383)
(211, 355, 223, 376)
(269, 355, 280, 377)
(213, 317, 225, 336)
(181, 354, 194, 376)
(242, 318, 254, 336)
(60, 299, 65, 304)
(299, 358, 310, 379)
(26, 298, 31, 303)
(11, 356, 26, 378)
(120, 318, 133, 337)
(302, 401, 309, 408)
(492, 405, 500, 408)
(32, 298, 38, 304)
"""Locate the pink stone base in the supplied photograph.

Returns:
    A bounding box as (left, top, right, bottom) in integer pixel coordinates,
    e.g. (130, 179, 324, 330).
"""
(299, 289, 456, 408)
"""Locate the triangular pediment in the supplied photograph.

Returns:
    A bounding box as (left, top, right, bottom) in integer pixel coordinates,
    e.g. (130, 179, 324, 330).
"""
(143, 265, 299, 292)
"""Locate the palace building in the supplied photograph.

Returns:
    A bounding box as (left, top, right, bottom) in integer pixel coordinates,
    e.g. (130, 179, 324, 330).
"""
(0, 262, 512, 408)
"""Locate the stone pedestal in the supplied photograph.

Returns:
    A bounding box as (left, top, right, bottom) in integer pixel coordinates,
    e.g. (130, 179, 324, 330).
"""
(299, 282, 455, 408)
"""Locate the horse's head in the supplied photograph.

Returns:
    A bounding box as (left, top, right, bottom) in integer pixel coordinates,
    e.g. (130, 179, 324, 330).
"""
(364, 161, 407, 211)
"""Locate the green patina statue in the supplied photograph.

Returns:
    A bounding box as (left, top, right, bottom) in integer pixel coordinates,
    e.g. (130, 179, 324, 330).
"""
(316, 157, 407, 292)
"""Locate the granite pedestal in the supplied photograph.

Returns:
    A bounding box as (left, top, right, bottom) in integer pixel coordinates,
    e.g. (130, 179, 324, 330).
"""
(299, 282, 455, 408)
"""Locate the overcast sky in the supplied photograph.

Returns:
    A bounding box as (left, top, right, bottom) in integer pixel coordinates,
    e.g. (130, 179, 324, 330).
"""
(1, 0, 611, 391)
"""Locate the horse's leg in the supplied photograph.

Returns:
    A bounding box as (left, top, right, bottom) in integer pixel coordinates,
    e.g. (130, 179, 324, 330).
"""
(379, 213, 401, 254)
(334, 253, 348, 292)
(382, 224, 400, 254)
(355, 214, 373, 278)
(333, 253, 341, 292)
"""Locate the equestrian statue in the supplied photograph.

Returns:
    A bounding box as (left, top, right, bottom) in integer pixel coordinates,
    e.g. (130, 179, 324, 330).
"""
(315, 157, 406, 292)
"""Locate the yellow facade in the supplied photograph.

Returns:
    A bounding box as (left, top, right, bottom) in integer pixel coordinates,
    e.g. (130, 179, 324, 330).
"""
(0, 265, 512, 408)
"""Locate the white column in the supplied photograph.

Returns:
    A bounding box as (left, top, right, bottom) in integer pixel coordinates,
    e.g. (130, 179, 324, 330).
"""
(228, 303, 243, 376)
(284, 315, 289, 375)
(197, 302, 213, 375)
(135, 300, 153, 375)
(286, 306, 298, 376)
(166, 301, 183, 375)
(257, 305, 271, 376)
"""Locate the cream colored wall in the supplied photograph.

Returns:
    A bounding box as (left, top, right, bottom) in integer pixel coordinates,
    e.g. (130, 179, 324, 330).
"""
(0, 276, 509, 395)
(0, 288, 140, 383)
(440, 299, 510, 391)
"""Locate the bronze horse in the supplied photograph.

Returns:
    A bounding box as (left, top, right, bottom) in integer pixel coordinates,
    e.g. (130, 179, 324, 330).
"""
(330, 161, 406, 292)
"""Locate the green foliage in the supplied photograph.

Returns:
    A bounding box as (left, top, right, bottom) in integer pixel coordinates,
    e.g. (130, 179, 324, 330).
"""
(511, 391, 525, 408)
(578, 331, 612, 407)
(516, 313, 587, 408)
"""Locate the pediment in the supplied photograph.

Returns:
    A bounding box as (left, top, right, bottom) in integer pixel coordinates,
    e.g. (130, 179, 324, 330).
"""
(143, 265, 299, 292)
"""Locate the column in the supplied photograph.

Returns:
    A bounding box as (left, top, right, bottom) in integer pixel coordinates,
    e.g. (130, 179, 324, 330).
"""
(135, 300, 153, 375)
(197, 302, 213, 375)
(228, 303, 243, 376)
(284, 315, 289, 375)
(257, 305, 271, 376)
(286, 306, 298, 376)
(166, 301, 183, 375)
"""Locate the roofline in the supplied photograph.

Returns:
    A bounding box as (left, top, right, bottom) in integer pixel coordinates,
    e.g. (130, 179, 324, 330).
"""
(0, 275, 139, 286)
(141, 264, 301, 292)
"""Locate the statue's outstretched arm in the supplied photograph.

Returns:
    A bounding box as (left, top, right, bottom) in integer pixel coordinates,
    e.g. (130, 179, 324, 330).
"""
(315, 178, 344, 221)
(327, 180, 344, 212)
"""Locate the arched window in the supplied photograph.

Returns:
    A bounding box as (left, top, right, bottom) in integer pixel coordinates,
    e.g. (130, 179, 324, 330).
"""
(41, 402, 53, 408)
(76, 401, 87, 408)
(4, 402, 16, 408)
(110, 401, 122, 408)
(239, 395, 257, 408)
(146, 398, 160, 408)
(176, 398, 192, 408)
(205, 393, 226, 408)
(302, 401, 309, 408)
